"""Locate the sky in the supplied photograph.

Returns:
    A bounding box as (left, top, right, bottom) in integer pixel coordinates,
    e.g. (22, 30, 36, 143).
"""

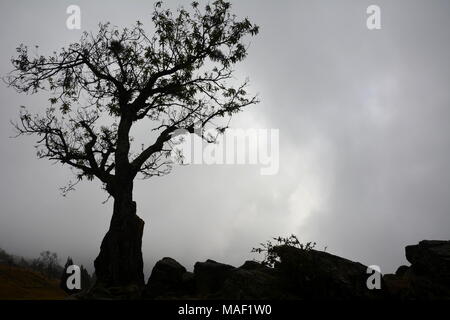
(0, 0, 449, 276)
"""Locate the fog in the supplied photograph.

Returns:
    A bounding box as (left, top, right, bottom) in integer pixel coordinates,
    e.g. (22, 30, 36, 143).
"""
(1, 0, 449, 276)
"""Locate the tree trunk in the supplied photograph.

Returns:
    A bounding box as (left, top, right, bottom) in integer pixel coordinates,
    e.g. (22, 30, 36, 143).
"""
(93, 182, 145, 291)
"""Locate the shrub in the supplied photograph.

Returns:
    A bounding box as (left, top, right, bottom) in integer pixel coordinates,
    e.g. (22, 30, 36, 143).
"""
(251, 234, 316, 267)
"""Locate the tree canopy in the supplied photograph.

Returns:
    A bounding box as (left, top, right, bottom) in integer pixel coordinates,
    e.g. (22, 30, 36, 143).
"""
(6, 0, 259, 196)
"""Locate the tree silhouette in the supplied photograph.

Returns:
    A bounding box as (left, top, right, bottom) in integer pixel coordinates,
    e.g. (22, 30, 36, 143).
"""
(31, 250, 61, 279)
(6, 0, 259, 291)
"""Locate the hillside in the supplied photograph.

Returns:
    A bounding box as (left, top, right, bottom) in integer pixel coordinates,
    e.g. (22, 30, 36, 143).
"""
(0, 264, 67, 300)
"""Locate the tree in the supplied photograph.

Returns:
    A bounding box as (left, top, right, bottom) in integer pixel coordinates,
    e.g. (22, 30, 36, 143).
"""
(80, 265, 92, 293)
(31, 250, 62, 279)
(0, 248, 15, 266)
(6, 0, 259, 291)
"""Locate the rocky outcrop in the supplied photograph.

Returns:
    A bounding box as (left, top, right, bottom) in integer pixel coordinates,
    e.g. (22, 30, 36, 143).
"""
(406, 240, 450, 285)
(144, 240, 450, 300)
(144, 246, 385, 300)
(383, 240, 450, 300)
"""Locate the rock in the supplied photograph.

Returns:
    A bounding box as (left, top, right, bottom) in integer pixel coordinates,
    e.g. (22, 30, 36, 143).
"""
(145, 249, 385, 300)
(219, 265, 284, 299)
(382, 240, 450, 300)
(405, 240, 450, 285)
(181, 271, 196, 294)
(194, 259, 235, 296)
(239, 260, 267, 270)
(144, 257, 189, 299)
(273, 245, 385, 299)
(142, 240, 450, 300)
(384, 270, 450, 300)
(395, 265, 409, 276)
(151, 257, 187, 281)
(383, 273, 415, 300)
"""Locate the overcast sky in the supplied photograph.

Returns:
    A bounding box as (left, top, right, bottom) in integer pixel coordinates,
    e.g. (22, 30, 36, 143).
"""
(1, 0, 449, 276)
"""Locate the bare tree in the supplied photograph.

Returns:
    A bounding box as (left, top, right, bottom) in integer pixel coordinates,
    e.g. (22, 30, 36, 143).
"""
(6, 0, 259, 291)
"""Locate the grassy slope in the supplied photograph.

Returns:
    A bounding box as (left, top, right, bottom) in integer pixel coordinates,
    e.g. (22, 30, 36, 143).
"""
(0, 264, 67, 300)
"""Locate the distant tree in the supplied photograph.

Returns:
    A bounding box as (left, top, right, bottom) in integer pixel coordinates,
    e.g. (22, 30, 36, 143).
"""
(32, 250, 61, 279)
(80, 265, 92, 292)
(0, 248, 15, 266)
(18, 257, 30, 268)
(6, 0, 259, 291)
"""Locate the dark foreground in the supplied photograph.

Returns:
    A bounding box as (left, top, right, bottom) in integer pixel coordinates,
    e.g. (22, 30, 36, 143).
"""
(81, 240, 450, 300)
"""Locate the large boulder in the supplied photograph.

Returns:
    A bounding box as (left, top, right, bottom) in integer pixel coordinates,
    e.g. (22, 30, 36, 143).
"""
(144, 257, 193, 299)
(273, 245, 385, 300)
(194, 259, 235, 296)
(405, 240, 450, 285)
(383, 240, 450, 300)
